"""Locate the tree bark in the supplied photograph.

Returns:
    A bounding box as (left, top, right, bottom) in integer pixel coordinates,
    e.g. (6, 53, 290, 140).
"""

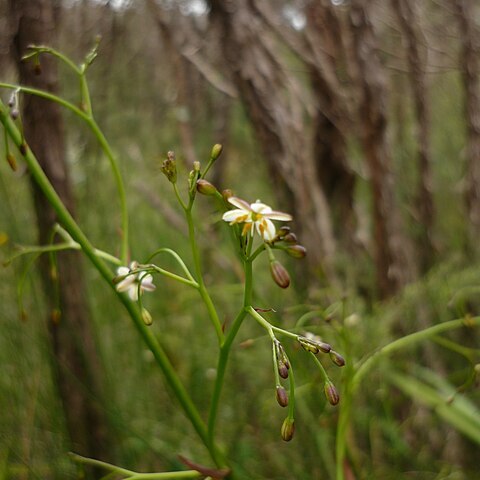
(349, 0, 415, 298)
(9, 0, 111, 473)
(392, 0, 436, 272)
(455, 0, 480, 246)
(209, 0, 337, 281)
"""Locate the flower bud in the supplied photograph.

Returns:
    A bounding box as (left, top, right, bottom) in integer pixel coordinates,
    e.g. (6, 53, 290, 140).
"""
(298, 336, 319, 354)
(19, 143, 28, 156)
(6, 153, 17, 171)
(276, 386, 289, 407)
(34, 63, 42, 75)
(281, 417, 295, 442)
(141, 308, 153, 326)
(278, 363, 289, 379)
(161, 151, 177, 183)
(286, 245, 307, 259)
(193, 161, 201, 172)
(210, 143, 223, 161)
(10, 108, 19, 120)
(51, 309, 61, 324)
(270, 260, 290, 289)
(283, 233, 298, 244)
(329, 350, 346, 367)
(324, 381, 340, 406)
(222, 189, 233, 201)
(196, 179, 217, 196)
(276, 226, 291, 238)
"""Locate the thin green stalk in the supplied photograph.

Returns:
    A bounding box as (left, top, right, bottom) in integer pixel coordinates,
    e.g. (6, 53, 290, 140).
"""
(0, 100, 223, 468)
(185, 207, 224, 343)
(335, 316, 480, 480)
(0, 82, 129, 264)
(146, 248, 196, 282)
(207, 243, 254, 450)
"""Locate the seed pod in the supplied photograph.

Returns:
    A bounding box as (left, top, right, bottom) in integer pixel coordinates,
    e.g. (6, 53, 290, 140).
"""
(286, 245, 307, 259)
(324, 381, 340, 406)
(270, 260, 290, 289)
(210, 143, 223, 161)
(281, 417, 295, 442)
(276, 386, 289, 407)
(329, 350, 346, 367)
(196, 179, 217, 196)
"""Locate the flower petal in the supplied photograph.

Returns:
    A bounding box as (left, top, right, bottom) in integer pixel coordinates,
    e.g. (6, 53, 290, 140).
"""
(128, 286, 139, 301)
(251, 202, 272, 214)
(265, 210, 292, 221)
(227, 196, 251, 211)
(117, 266, 130, 276)
(140, 274, 156, 292)
(256, 218, 276, 241)
(116, 276, 136, 293)
(222, 209, 250, 223)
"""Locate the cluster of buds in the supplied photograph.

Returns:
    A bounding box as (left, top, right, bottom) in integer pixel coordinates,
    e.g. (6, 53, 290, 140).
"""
(273, 226, 307, 259)
(274, 340, 290, 379)
(298, 332, 345, 406)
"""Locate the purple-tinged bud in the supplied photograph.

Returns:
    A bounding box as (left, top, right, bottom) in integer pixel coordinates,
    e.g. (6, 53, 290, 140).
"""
(270, 260, 290, 289)
(329, 350, 346, 367)
(276, 386, 289, 407)
(6, 153, 17, 171)
(222, 189, 233, 201)
(7, 93, 15, 108)
(317, 342, 332, 354)
(281, 417, 295, 442)
(211, 143, 223, 161)
(286, 245, 307, 259)
(278, 363, 289, 379)
(324, 381, 340, 406)
(196, 179, 217, 196)
(142, 308, 153, 326)
(10, 108, 19, 120)
(283, 233, 298, 244)
(161, 151, 177, 183)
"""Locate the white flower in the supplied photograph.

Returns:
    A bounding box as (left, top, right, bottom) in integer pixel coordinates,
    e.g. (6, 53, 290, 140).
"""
(222, 197, 292, 242)
(115, 262, 156, 301)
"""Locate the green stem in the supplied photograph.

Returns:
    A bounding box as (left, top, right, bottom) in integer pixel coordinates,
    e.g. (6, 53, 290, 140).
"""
(146, 248, 196, 282)
(69, 453, 201, 479)
(185, 207, 224, 343)
(207, 245, 253, 451)
(335, 316, 480, 480)
(0, 100, 222, 467)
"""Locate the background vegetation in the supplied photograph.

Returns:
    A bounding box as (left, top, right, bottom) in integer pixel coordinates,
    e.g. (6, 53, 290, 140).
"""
(0, 0, 479, 479)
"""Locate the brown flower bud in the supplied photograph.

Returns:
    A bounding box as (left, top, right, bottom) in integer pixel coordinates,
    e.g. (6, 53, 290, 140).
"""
(270, 260, 290, 289)
(34, 63, 42, 75)
(161, 151, 177, 183)
(19, 143, 28, 156)
(51, 309, 61, 324)
(286, 245, 307, 259)
(298, 336, 319, 354)
(222, 189, 233, 201)
(283, 233, 298, 244)
(276, 386, 289, 407)
(281, 417, 295, 442)
(324, 381, 340, 406)
(210, 143, 223, 161)
(329, 350, 346, 367)
(10, 108, 19, 120)
(196, 179, 217, 196)
(276, 226, 291, 238)
(278, 363, 289, 379)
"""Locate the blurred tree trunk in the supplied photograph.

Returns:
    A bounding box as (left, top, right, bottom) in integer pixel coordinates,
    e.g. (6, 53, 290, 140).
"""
(392, 0, 436, 272)
(455, 0, 480, 245)
(210, 0, 338, 281)
(9, 0, 111, 472)
(349, 0, 415, 298)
